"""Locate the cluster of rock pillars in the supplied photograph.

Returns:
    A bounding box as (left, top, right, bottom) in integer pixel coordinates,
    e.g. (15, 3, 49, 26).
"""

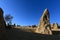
(0, 7, 59, 35)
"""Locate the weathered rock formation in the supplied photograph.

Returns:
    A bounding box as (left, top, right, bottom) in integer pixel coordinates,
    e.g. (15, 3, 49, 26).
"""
(35, 8, 52, 35)
(51, 23, 58, 29)
(0, 8, 6, 31)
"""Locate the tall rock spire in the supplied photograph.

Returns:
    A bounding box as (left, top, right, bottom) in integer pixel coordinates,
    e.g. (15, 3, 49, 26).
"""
(43, 8, 49, 14)
(0, 8, 6, 32)
(41, 8, 50, 21)
(35, 8, 52, 35)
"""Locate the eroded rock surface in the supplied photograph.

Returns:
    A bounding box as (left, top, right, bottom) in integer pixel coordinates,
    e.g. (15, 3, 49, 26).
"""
(51, 23, 58, 29)
(0, 8, 6, 31)
(35, 8, 52, 35)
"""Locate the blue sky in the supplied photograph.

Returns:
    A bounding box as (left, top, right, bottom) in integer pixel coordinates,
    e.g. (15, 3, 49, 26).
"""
(0, 0, 60, 26)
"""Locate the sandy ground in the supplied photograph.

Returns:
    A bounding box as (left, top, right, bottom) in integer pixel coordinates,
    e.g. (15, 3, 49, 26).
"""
(0, 28, 60, 40)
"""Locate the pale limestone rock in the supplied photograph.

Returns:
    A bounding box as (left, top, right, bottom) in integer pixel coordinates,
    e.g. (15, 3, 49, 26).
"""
(35, 8, 52, 35)
(51, 23, 58, 29)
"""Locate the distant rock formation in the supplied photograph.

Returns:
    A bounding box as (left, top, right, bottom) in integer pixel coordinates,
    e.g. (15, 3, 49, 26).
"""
(51, 23, 58, 29)
(35, 8, 52, 35)
(0, 8, 6, 31)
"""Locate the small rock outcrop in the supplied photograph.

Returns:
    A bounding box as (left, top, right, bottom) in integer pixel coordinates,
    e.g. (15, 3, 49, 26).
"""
(51, 23, 58, 29)
(0, 8, 6, 31)
(35, 8, 52, 35)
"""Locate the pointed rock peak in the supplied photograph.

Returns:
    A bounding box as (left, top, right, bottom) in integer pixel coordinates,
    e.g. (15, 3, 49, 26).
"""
(43, 8, 49, 15)
(0, 8, 3, 11)
(44, 8, 48, 12)
(41, 8, 50, 19)
(0, 8, 3, 14)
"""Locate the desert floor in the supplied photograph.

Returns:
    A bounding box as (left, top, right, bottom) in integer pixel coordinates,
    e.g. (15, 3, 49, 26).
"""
(0, 28, 60, 40)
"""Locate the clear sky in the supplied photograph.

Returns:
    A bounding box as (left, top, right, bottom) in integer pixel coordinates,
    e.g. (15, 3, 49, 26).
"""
(0, 0, 60, 26)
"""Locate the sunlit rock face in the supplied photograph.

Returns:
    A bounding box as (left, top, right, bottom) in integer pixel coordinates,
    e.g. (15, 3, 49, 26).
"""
(0, 8, 6, 31)
(35, 8, 52, 35)
(51, 23, 58, 29)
